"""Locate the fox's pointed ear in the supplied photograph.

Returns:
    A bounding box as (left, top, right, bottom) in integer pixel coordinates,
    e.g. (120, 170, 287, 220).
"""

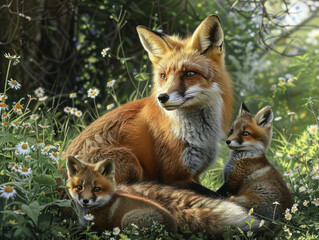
(254, 106, 273, 127)
(95, 159, 114, 178)
(137, 26, 173, 64)
(239, 102, 251, 115)
(66, 156, 84, 177)
(190, 15, 224, 56)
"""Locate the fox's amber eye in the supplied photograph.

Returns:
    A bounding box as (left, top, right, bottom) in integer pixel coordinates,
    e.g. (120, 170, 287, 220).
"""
(161, 73, 166, 80)
(186, 71, 196, 77)
(93, 187, 101, 192)
(229, 129, 234, 134)
(242, 131, 250, 136)
(76, 185, 82, 190)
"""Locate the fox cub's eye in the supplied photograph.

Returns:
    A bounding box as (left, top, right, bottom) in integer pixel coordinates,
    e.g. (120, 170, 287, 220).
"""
(229, 129, 234, 134)
(93, 187, 101, 192)
(76, 185, 82, 190)
(242, 131, 250, 136)
(160, 73, 166, 80)
(186, 71, 196, 77)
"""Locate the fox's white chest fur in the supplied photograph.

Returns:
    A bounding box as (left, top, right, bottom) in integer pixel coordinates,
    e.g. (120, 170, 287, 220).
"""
(166, 95, 223, 175)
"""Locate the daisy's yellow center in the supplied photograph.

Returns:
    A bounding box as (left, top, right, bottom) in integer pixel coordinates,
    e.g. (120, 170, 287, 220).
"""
(14, 122, 19, 125)
(10, 162, 15, 167)
(14, 165, 19, 170)
(43, 148, 48, 152)
(17, 209, 23, 213)
(24, 123, 30, 127)
(4, 122, 10, 126)
(21, 143, 28, 149)
(310, 127, 316, 132)
(71, 93, 75, 96)
(288, 153, 294, 156)
(53, 152, 58, 157)
(315, 200, 319, 204)
(2, 113, 8, 117)
(0, 102, 6, 107)
(15, 103, 22, 109)
(37, 139, 43, 143)
(92, 90, 96, 95)
(22, 167, 28, 172)
(271, 85, 276, 89)
(26, 156, 31, 160)
(286, 170, 291, 174)
(108, 81, 113, 85)
(4, 186, 13, 193)
(313, 32, 319, 38)
(11, 80, 17, 85)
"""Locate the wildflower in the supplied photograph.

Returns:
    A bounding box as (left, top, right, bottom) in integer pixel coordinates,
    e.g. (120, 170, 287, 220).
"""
(270, 84, 277, 91)
(299, 186, 306, 192)
(64, 106, 71, 113)
(306, 29, 319, 46)
(25, 155, 32, 161)
(8, 162, 17, 170)
(75, 110, 82, 117)
(303, 200, 308, 207)
(101, 47, 110, 57)
(247, 230, 253, 237)
(34, 87, 45, 98)
(291, 204, 298, 213)
(4, 53, 20, 65)
(107, 103, 115, 110)
(88, 88, 100, 98)
(38, 124, 50, 129)
(287, 112, 295, 116)
(285, 212, 292, 220)
(23, 122, 31, 128)
(308, 125, 318, 135)
(30, 114, 39, 121)
(13, 102, 23, 114)
(16, 141, 31, 155)
(11, 121, 20, 129)
(274, 116, 282, 121)
(49, 151, 60, 162)
(313, 198, 319, 206)
(294, 165, 301, 171)
(70, 108, 77, 115)
(113, 227, 120, 235)
(287, 152, 295, 159)
(131, 223, 138, 228)
(0, 102, 8, 111)
(69, 93, 77, 98)
(273, 201, 280, 205)
(19, 167, 32, 176)
(0, 185, 17, 199)
(8, 78, 21, 90)
(0, 94, 8, 101)
(83, 213, 95, 221)
(12, 164, 20, 172)
(14, 209, 25, 215)
(1, 112, 9, 119)
(248, 208, 254, 215)
(275, 152, 283, 157)
(42, 147, 50, 155)
(107, 80, 116, 88)
(2, 121, 10, 127)
(285, 208, 290, 214)
(278, 77, 286, 86)
(284, 170, 293, 176)
(258, 220, 265, 228)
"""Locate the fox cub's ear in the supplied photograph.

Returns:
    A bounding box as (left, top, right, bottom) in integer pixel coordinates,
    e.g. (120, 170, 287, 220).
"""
(66, 156, 84, 177)
(238, 102, 251, 115)
(254, 106, 273, 127)
(190, 15, 224, 55)
(136, 26, 173, 64)
(95, 159, 114, 178)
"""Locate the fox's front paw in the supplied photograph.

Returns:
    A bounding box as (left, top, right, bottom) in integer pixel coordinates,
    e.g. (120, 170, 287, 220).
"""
(229, 195, 235, 200)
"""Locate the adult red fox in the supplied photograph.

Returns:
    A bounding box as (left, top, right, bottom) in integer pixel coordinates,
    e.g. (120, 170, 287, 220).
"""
(66, 156, 177, 233)
(63, 15, 233, 190)
(217, 103, 293, 219)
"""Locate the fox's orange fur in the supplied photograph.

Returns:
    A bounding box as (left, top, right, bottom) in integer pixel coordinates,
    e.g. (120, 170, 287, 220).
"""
(63, 15, 233, 187)
(217, 103, 293, 219)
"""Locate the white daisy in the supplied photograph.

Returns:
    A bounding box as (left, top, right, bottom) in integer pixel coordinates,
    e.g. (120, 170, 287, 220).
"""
(2, 121, 11, 127)
(258, 220, 265, 228)
(70, 108, 77, 115)
(0, 94, 8, 101)
(0, 185, 17, 199)
(88, 88, 100, 98)
(287, 152, 295, 159)
(299, 186, 306, 192)
(64, 106, 71, 113)
(248, 208, 254, 215)
(14, 209, 25, 215)
(303, 200, 308, 207)
(83, 213, 95, 221)
(113, 227, 120, 235)
(101, 47, 110, 57)
(8, 162, 17, 170)
(19, 167, 32, 176)
(107, 80, 116, 88)
(16, 141, 31, 155)
(273, 201, 280, 205)
(23, 122, 32, 128)
(284, 170, 293, 176)
(291, 204, 298, 213)
(38, 124, 50, 129)
(285, 212, 292, 220)
(0, 102, 8, 111)
(69, 93, 77, 98)
(34, 87, 45, 98)
(4, 53, 20, 65)
(270, 84, 277, 91)
(247, 230, 253, 237)
(107, 103, 115, 110)
(41, 147, 50, 155)
(11, 121, 21, 129)
(287, 112, 295, 116)
(274, 116, 282, 121)
(75, 110, 82, 117)
(49, 151, 60, 162)
(25, 155, 32, 161)
(8, 78, 21, 90)
(2, 112, 9, 119)
(309, 125, 318, 135)
(30, 114, 39, 121)
(306, 29, 319, 46)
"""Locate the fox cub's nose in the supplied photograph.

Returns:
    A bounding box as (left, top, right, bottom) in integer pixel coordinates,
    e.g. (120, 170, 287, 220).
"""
(226, 139, 231, 145)
(158, 93, 169, 103)
(82, 199, 89, 204)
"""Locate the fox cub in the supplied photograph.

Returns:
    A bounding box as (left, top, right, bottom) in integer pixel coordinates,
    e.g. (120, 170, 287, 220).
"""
(217, 103, 293, 219)
(66, 156, 177, 233)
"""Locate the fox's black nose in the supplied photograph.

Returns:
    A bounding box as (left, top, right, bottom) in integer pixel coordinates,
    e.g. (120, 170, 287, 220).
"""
(82, 199, 89, 204)
(226, 139, 231, 145)
(158, 93, 169, 103)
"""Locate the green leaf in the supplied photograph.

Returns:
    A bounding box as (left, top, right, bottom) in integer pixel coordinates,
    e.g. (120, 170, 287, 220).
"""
(39, 199, 72, 211)
(0, 134, 20, 144)
(33, 174, 56, 186)
(134, 72, 150, 82)
(21, 201, 40, 225)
